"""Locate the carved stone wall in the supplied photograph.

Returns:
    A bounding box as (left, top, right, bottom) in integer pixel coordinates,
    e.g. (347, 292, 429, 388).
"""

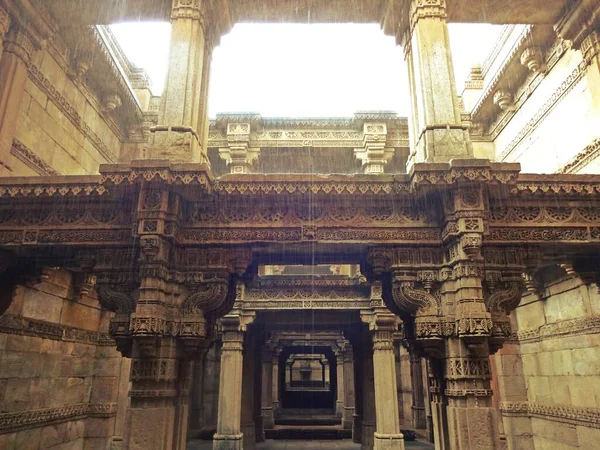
(0, 269, 129, 450)
(495, 273, 600, 449)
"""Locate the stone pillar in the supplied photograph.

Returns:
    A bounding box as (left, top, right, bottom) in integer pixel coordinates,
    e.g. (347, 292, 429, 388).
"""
(241, 331, 257, 450)
(361, 308, 405, 450)
(272, 350, 280, 417)
(335, 349, 345, 418)
(410, 352, 427, 429)
(260, 348, 274, 430)
(214, 311, 255, 450)
(383, 0, 472, 167)
(189, 348, 210, 437)
(0, 26, 34, 172)
(353, 341, 364, 444)
(427, 359, 449, 450)
(343, 345, 356, 430)
(122, 339, 184, 450)
(173, 359, 193, 450)
(361, 337, 376, 450)
(151, 0, 223, 162)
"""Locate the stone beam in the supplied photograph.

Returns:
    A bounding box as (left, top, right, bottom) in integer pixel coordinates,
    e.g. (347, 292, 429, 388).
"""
(42, 0, 568, 26)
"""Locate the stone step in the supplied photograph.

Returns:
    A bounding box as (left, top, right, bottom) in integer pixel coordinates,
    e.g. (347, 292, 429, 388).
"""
(265, 426, 352, 440)
(275, 415, 341, 426)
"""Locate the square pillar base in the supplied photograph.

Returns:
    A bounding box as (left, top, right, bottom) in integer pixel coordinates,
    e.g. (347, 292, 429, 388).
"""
(261, 407, 274, 429)
(373, 432, 405, 450)
(336, 401, 344, 418)
(213, 433, 243, 450)
(343, 407, 355, 429)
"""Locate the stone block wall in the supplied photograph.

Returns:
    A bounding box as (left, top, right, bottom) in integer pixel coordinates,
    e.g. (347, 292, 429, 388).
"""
(496, 274, 600, 450)
(493, 47, 599, 173)
(11, 42, 123, 177)
(0, 269, 130, 450)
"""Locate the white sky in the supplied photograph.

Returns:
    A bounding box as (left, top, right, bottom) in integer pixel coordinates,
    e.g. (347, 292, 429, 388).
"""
(110, 22, 502, 117)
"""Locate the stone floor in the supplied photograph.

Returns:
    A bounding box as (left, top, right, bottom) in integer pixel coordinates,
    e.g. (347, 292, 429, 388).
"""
(187, 439, 435, 449)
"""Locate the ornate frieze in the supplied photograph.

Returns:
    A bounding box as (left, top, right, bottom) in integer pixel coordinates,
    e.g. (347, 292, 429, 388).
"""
(27, 64, 118, 163)
(518, 314, 600, 343)
(10, 139, 59, 176)
(0, 403, 117, 434)
(557, 138, 600, 174)
(497, 59, 588, 162)
(0, 314, 114, 346)
(501, 402, 600, 429)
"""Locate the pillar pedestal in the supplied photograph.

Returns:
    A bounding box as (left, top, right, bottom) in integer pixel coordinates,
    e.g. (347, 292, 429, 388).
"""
(374, 433, 405, 450)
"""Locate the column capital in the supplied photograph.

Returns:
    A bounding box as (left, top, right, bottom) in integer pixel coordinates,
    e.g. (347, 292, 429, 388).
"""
(218, 310, 256, 347)
(171, 0, 204, 21)
(361, 309, 400, 351)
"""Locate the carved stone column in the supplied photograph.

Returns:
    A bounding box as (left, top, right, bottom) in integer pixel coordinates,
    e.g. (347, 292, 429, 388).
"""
(335, 347, 345, 418)
(260, 347, 274, 430)
(241, 329, 257, 450)
(427, 359, 449, 450)
(189, 349, 209, 436)
(361, 302, 405, 450)
(0, 26, 34, 171)
(151, 0, 226, 162)
(213, 311, 256, 450)
(343, 344, 356, 430)
(382, 0, 472, 167)
(361, 336, 376, 450)
(353, 340, 363, 444)
(272, 349, 281, 418)
(409, 352, 427, 429)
